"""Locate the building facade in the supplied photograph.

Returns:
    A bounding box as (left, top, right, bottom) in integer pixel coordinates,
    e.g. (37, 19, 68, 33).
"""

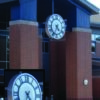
(0, 0, 100, 99)
(90, 14, 100, 99)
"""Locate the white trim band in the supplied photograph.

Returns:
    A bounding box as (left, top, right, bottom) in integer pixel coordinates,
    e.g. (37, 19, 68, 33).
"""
(9, 20, 38, 26)
(72, 27, 92, 33)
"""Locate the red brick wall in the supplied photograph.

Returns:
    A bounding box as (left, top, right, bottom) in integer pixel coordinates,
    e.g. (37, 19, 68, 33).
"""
(10, 21, 42, 69)
(66, 31, 93, 100)
(50, 38, 66, 100)
(93, 77, 100, 99)
(50, 30, 93, 100)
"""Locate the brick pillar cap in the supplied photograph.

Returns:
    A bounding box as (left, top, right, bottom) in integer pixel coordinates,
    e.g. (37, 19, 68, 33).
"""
(9, 20, 38, 26)
(72, 27, 92, 33)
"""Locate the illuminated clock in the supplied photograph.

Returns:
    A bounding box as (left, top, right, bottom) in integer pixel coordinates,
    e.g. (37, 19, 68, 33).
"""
(45, 14, 66, 40)
(7, 73, 42, 100)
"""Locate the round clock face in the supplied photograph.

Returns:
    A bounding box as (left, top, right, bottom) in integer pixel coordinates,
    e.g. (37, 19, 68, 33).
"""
(45, 14, 66, 40)
(12, 73, 42, 100)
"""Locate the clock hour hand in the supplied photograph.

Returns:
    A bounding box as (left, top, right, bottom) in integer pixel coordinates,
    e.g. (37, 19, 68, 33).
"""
(56, 24, 60, 31)
(25, 91, 31, 100)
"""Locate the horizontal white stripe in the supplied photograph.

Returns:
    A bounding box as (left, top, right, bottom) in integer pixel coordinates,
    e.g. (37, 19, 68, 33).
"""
(9, 20, 38, 26)
(72, 27, 92, 33)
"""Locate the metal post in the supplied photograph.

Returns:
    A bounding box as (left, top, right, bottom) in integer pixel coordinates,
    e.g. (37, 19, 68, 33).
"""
(6, 36, 7, 69)
(52, 0, 54, 14)
(51, 95, 53, 100)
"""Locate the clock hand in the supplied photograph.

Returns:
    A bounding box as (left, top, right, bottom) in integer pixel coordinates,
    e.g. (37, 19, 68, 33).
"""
(54, 27, 57, 33)
(25, 91, 31, 100)
(56, 24, 60, 31)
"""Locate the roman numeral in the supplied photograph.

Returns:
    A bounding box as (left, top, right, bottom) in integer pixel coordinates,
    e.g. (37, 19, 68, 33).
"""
(30, 79, 33, 86)
(48, 25, 51, 28)
(14, 97, 19, 100)
(55, 15, 58, 19)
(19, 77, 23, 84)
(15, 83, 20, 87)
(48, 21, 52, 25)
(50, 18, 53, 22)
(25, 75, 29, 82)
(49, 29, 52, 32)
(36, 94, 41, 98)
(56, 34, 58, 38)
(13, 91, 18, 96)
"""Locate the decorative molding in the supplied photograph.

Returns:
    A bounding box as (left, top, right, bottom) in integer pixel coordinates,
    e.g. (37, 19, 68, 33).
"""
(72, 27, 92, 33)
(9, 20, 38, 26)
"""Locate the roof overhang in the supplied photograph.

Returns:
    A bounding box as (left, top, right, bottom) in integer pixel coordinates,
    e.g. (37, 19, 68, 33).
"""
(68, 0, 99, 14)
(90, 14, 100, 28)
(0, 0, 17, 4)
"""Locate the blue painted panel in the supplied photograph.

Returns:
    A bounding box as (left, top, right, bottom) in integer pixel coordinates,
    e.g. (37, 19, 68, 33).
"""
(19, 0, 37, 21)
(65, 6, 77, 31)
(76, 7, 90, 28)
(11, 5, 20, 20)
(53, 0, 77, 31)
(0, 69, 4, 75)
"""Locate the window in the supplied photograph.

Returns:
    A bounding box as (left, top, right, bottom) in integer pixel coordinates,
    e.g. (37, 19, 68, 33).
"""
(91, 34, 100, 53)
(96, 36, 100, 41)
(92, 34, 100, 41)
(91, 41, 96, 53)
(0, 30, 9, 69)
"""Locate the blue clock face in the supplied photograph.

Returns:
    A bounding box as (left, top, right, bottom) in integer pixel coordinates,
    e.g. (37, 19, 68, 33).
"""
(46, 14, 66, 40)
(12, 73, 42, 100)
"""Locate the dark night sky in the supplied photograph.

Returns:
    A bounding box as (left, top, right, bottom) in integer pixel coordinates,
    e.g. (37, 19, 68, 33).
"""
(4, 69, 45, 87)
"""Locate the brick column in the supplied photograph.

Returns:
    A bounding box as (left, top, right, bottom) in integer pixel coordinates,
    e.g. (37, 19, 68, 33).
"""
(9, 20, 42, 69)
(66, 28, 93, 100)
(50, 39, 66, 100)
(93, 76, 100, 99)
